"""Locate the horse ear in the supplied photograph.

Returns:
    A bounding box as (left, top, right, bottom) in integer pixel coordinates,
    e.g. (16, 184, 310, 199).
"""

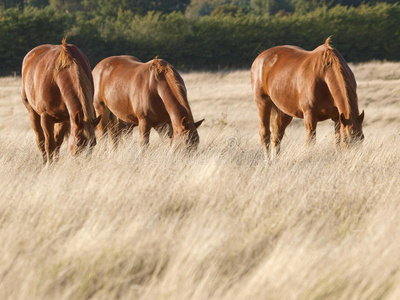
(194, 119, 205, 129)
(74, 111, 82, 126)
(339, 113, 348, 126)
(181, 116, 189, 130)
(92, 115, 101, 127)
(359, 110, 365, 123)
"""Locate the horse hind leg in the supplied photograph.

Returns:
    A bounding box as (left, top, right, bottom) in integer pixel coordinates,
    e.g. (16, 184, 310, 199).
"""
(40, 115, 56, 165)
(138, 118, 152, 149)
(303, 110, 318, 146)
(95, 104, 111, 140)
(95, 105, 120, 146)
(23, 99, 47, 163)
(270, 104, 292, 159)
(110, 118, 130, 146)
(254, 93, 273, 160)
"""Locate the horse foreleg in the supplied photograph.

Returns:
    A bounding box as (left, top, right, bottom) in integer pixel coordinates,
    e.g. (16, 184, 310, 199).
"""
(154, 123, 173, 143)
(270, 105, 292, 159)
(40, 115, 56, 165)
(304, 111, 317, 146)
(138, 119, 152, 149)
(333, 118, 341, 149)
(54, 121, 70, 159)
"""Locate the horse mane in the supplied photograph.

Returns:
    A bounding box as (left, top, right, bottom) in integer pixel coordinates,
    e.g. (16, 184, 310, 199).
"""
(54, 38, 95, 123)
(151, 56, 165, 81)
(322, 37, 358, 115)
(322, 36, 338, 70)
(151, 57, 191, 113)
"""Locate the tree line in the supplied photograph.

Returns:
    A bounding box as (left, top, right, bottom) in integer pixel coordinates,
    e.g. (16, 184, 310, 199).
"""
(1, 0, 397, 16)
(0, 1, 399, 75)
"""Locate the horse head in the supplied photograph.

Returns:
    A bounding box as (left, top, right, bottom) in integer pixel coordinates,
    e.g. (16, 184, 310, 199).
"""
(339, 110, 365, 148)
(172, 116, 204, 151)
(68, 110, 101, 155)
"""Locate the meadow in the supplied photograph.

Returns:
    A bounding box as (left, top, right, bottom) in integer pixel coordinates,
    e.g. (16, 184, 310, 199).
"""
(0, 61, 400, 299)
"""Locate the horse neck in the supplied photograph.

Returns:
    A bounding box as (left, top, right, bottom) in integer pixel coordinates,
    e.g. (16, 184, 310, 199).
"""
(160, 88, 193, 133)
(58, 74, 96, 139)
(159, 71, 194, 132)
(323, 53, 359, 120)
(55, 43, 95, 126)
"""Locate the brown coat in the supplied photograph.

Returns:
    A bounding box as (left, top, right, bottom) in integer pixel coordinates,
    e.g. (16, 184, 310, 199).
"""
(93, 56, 203, 150)
(251, 37, 364, 158)
(22, 39, 99, 164)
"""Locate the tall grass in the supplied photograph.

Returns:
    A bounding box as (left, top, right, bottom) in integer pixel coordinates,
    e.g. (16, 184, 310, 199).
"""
(0, 62, 400, 299)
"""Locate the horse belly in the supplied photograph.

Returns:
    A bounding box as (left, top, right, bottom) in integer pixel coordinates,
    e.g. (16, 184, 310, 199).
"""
(124, 113, 139, 124)
(109, 102, 139, 124)
(269, 92, 304, 119)
(103, 89, 136, 124)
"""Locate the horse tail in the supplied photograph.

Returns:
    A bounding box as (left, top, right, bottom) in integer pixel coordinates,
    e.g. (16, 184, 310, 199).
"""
(150, 57, 190, 113)
(54, 38, 95, 124)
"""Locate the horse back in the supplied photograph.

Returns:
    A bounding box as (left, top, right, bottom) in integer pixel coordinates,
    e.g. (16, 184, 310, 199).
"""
(254, 46, 319, 90)
(93, 56, 168, 124)
(252, 45, 328, 118)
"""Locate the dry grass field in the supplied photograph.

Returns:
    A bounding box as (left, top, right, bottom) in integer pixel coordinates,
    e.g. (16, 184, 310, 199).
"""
(1, 61, 400, 299)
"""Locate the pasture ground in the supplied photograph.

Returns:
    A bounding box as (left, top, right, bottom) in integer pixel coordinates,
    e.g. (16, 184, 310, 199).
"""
(1, 62, 400, 299)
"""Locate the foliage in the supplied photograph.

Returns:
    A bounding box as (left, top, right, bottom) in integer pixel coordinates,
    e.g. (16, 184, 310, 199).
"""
(250, 0, 294, 16)
(1, 2, 400, 75)
(0, 6, 68, 74)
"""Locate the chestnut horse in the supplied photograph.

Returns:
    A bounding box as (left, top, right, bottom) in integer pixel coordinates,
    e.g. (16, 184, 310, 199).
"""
(251, 37, 364, 159)
(22, 39, 100, 164)
(92, 56, 204, 150)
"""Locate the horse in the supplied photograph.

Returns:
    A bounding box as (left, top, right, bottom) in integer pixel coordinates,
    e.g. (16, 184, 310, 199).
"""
(251, 37, 364, 159)
(92, 56, 204, 150)
(22, 38, 100, 164)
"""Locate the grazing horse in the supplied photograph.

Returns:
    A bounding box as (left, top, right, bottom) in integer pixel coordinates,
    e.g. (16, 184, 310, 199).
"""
(22, 38, 100, 164)
(92, 56, 204, 150)
(251, 37, 364, 159)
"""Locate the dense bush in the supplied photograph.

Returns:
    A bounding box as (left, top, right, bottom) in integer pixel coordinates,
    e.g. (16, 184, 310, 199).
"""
(0, 6, 69, 74)
(1, 3, 400, 75)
